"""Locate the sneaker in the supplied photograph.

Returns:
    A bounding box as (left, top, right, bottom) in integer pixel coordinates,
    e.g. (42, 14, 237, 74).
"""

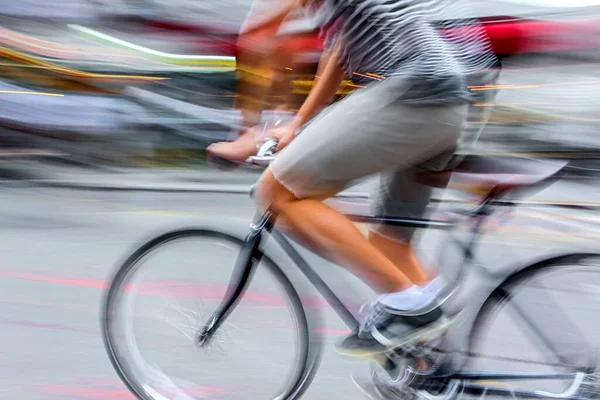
(335, 300, 454, 358)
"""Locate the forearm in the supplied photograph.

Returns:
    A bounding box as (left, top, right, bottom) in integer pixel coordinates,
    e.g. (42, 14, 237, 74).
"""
(293, 49, 345, 127)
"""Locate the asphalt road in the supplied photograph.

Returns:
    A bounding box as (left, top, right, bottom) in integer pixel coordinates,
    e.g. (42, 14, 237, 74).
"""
(1, 180, 600, 399)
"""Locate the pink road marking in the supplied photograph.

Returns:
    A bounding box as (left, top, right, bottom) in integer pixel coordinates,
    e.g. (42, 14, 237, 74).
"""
(39, 384, 134, 400)
(0, 271, 108, 289)
(247, 305, 288, 309)
(38, 382, 242, 399)
(0, 270, 347, 309)
(0, 297, 94, 312)
(314, 328, 353, 335)
(0, 319, 94, 334)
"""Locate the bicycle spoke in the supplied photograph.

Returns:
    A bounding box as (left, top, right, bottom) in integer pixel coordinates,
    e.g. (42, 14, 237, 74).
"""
(103, 229, 313, 400)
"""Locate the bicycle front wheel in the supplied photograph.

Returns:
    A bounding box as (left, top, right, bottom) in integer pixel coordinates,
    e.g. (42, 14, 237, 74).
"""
(102, 229, 314, 400)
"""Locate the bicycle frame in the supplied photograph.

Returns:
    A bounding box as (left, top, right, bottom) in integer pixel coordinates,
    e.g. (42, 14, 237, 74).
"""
(198, 191, 592, 399)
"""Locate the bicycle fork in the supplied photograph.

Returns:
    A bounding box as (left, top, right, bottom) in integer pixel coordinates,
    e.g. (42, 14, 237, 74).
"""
(197, 212, 273, 347)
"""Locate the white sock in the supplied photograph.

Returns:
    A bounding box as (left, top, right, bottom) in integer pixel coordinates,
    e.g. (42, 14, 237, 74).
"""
(420, 276, 447, 298)
(377, 285, 433, 310)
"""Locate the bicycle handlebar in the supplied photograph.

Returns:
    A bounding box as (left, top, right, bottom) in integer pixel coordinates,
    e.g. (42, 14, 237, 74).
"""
(246, 138, 279, 166)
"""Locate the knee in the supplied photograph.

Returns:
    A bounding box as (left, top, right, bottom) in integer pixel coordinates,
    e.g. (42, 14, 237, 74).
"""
(255, 169, 296, 214)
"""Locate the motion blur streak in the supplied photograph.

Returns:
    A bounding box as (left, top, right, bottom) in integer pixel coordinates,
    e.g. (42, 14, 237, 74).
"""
(0, 46, 167, 81)
(69, 25, 237, 70)
(470, 80, 600, 90)
(38, 383, 237, 399)
(0, 90, 64, 97)
(1, 1, 600, 399)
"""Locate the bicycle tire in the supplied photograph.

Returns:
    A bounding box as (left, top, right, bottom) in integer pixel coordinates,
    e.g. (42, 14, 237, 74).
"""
(469, 252, 600, 373)
(102, 228, 321, 400)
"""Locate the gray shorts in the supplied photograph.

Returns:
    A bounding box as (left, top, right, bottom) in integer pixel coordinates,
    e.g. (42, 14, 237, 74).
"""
(271, 77, 469, 242)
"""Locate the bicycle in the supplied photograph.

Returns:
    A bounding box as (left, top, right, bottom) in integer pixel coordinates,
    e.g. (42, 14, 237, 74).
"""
(102, 139, 600, 399)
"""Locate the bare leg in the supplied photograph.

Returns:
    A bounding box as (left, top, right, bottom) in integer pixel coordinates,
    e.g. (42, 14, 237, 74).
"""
(256, 173, 450, 356)
(268, 42, 294, 113)
(368, 231, 433, 286)
(207, 34, 296, 162)
(256, 169, 415, 293)
(207, 34, 332, 163)
(233, 30, 277, 132)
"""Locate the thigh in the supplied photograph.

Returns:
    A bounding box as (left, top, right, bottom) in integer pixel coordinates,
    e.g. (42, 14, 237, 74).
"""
(270, 79, 468, 200)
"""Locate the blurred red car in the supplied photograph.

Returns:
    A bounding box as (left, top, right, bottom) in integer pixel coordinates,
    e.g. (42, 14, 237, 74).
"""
(135, 1, 600, 60)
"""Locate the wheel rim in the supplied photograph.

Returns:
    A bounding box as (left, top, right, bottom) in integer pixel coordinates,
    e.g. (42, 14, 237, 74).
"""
(468, 255, 600, 394)
(103, 230, 311, 400)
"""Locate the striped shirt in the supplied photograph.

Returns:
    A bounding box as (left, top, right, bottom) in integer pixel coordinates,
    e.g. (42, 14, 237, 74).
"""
(307, 0, 499, 104)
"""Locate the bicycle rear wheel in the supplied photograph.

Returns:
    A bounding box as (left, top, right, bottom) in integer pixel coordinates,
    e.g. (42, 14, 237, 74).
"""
(102, 229, 316, 400)
(467, 253, 600, 397)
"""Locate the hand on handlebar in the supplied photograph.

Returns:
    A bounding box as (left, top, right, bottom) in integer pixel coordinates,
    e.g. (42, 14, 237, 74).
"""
(267, 121, 300, 152)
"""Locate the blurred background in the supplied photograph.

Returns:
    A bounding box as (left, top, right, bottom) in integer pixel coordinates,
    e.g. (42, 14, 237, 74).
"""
(3, 0, 600, 399)
(2, 0, 600, 174)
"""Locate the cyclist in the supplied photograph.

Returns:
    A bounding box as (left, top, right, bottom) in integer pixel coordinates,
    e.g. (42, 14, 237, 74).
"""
(258, 0, 498, 356)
